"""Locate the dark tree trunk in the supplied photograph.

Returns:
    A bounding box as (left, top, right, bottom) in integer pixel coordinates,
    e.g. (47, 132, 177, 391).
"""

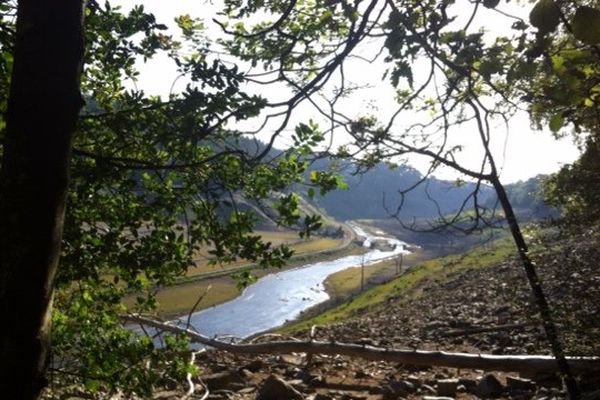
(491, 178, 580, 399)
(0, 1, 84, 399)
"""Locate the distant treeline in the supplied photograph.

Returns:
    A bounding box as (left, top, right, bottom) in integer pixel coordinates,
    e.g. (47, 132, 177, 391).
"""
(308, 160, 556, 222)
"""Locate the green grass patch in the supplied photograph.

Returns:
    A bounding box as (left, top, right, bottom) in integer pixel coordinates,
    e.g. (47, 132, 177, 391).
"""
(186, 232, 342, 277)
(152, 278, 239, 318)
(324, 247, 438, 299)
(280, 235, 515, 333)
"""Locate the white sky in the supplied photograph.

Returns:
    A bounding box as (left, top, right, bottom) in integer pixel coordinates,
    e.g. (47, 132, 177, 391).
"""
(113, 0, 581, 184)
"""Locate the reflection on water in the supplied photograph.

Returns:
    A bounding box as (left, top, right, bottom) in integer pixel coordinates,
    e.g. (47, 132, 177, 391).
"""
(177, 224, 409, 339)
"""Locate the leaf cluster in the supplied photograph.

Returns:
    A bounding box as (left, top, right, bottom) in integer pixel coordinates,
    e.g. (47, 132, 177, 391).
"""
(0, 1, 347, 395)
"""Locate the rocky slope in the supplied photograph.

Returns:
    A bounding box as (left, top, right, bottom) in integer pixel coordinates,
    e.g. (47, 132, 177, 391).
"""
(70, 227, 600, 400)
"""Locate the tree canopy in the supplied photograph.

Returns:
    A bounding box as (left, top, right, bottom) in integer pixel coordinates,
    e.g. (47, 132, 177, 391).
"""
(1, 0, 599, 398)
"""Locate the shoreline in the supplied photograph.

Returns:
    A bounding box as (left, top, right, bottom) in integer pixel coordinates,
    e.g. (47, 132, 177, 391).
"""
(152, 240, 366, 319)
(152, 222, 409, 333)
(276, 241, 486, 333)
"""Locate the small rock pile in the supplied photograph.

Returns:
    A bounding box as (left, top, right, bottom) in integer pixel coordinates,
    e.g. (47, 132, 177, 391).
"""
(183, 350, 577, 399)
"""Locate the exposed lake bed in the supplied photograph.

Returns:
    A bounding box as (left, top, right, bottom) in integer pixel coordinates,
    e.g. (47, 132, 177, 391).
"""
(172, 223, 410, 339)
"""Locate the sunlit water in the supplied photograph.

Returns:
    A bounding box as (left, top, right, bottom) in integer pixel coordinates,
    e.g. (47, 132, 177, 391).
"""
(172, 224, 408, 340)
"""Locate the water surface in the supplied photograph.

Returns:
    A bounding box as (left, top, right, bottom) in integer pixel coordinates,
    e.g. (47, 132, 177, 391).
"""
(176, 224, 408, 339)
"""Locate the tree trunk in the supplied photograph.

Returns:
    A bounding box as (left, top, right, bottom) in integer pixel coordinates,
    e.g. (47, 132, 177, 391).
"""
(491, 178, 580, 399)
(0, 1, 85, 399)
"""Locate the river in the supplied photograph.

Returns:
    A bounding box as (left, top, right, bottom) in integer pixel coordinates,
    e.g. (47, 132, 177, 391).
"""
(173, 223, 409, 339)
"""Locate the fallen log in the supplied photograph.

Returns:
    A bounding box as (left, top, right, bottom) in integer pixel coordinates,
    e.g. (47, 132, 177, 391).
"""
(123, 315, 600, 374)
(440, 322, 537, 337)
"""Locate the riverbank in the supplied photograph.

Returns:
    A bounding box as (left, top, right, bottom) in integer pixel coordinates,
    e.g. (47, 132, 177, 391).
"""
(279, 234, 516, 333)
(176, 227, 407, 338)
(111, 225, 600, 400)
(148, 228, 364, 318)
(280, 232, 491, 330)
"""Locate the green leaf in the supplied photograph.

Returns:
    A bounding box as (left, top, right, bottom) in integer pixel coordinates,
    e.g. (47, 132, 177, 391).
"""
(529, 0, 561, 34)
(307, 187, 315, 199)
(483, 0, 499, 9)
(85, 379, 100, 392)
(549, 113, 563, 132)
(335, 175, 348, 190)
(572, 6, 600, 44)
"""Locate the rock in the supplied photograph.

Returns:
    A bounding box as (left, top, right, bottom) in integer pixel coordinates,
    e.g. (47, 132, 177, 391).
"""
(314, 394, 334, 400)
(400, 380, 417, 393)
(309, 375, 326, 386)
(202, 371, 244, 391)
(280, 354, 304, 366)
(490, 332, 512, 346)
(405, 375, 422, 388)
(423, 397, 454, 400)
(257, 375, 304, 400)
(382, 384, 404, 400)
(506, 376, 536, 392)
(476, 374, 504, 398)
(382, 378, 417, 399)
(519, 370, 560, 386)
(382, 381, 414, 399)
(294, 369, 318, 383)
(244, 359, 265, 372)
(436, 379, 458, 397)
(227, 382, 247, 391)
(421, 384, 437, 394)
(354, 370, 370, 379)
(284, 367, 301, 378)
(239, 368, 254, 379)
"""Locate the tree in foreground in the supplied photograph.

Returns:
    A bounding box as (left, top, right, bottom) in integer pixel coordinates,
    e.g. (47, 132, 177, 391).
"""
(0, 1, 85, 398)
(0, 0, 338, 398)
(1, 0, 599, 398)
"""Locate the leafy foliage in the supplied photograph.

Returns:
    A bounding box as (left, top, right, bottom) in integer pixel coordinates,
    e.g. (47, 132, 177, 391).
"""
(543, 137, 600, 223)
(517, 0, 600, 224)
(0, 0, 346, 395)
(1, 0, 599, 396)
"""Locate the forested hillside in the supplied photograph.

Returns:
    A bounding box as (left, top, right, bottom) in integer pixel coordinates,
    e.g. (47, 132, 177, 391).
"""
(310, 162, 554, 221)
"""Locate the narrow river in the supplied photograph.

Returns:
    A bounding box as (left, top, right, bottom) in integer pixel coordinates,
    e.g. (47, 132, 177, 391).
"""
(175, 224, 409, 339)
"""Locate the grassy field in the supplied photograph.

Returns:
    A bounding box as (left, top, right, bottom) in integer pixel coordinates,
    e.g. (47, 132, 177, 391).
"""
(153, 278, 239, 317)
(279, 235, 516, 333)
(185, 232, 344, 277)
(145, 233, 358, 318)
(323, 247, 442, 299)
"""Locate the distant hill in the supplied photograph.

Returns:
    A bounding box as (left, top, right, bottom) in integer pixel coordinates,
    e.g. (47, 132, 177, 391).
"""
(307, 161, 556, 222)
(203, 137, 555, 226)
(309, 162, 491, 220)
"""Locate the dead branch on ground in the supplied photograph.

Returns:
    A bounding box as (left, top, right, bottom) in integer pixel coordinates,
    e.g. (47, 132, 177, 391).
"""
(122, 315, 600, 374)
